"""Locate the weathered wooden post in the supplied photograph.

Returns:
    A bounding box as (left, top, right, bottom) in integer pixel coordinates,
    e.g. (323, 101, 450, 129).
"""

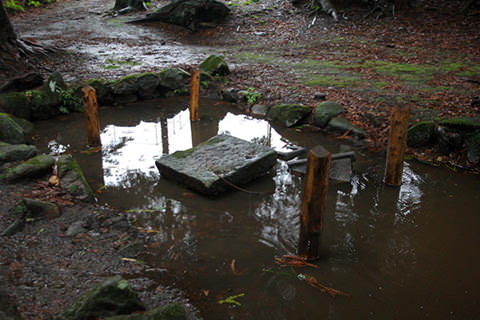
(298, 145, 331, 259)
(190, 70, 200, 121)
(384, 105, 410, 186)
(82, 86, 101, 146)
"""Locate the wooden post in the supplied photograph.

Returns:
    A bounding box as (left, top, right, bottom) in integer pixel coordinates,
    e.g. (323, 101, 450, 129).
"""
(82, 86, 101, 146)
(190, 70, 200, 121)
(384, 105, 410, 186)
(298, 145, 331, 259)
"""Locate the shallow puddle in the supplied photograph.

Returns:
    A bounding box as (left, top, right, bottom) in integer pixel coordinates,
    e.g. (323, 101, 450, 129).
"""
(31, 97, 480, 319)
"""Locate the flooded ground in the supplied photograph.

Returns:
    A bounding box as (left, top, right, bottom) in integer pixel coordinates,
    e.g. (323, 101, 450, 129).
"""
(30, 98, 480, 319)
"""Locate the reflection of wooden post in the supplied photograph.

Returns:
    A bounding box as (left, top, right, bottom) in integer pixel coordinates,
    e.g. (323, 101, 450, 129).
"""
(298, 145, 331, 259)
(190, 70, 200, 121)
(384, 105, 410, 186)
(82, 86, 101, 146)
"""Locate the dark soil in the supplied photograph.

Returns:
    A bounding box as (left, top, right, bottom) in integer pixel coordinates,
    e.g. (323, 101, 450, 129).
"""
(1, 0, 480, 318)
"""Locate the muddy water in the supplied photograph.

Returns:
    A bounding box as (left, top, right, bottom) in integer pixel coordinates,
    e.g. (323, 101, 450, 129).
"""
(31, 98, 480, 319)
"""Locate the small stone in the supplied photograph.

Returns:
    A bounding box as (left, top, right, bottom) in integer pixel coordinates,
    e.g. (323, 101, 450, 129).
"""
(250, 104, 269, 117)
(314, 92, 327, 100)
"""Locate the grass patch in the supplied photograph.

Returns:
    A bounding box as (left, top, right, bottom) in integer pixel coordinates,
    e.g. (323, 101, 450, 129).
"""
(304, 75, 357, 88)
(103, 58, 141, 70)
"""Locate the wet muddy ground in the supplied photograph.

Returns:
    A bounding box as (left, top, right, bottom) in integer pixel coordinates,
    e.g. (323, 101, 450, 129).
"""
(2, 0, 480, 318)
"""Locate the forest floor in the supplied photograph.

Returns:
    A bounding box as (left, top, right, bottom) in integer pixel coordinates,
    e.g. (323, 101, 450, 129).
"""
(1, 0, 480, 318)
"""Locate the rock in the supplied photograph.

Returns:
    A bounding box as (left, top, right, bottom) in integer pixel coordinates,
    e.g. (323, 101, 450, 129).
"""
(436, 125, 463, 155)
(329, 158, 353, 183)
(0, 154, 55, 183)
(465, 132, 480, 165)
(133, 0, 230, 30)
(313, 101, 344, 128)
(439, 117, 480, 131)
(112, 75, 139, 104)
(155, 134, 277, 195)
(250, 104, 269, 117)
(158, 68, 189, 91)
(0, 72, 44, 93)
(104, 304, 187, 320)
(0, 113, 25, 144)
(57, 155, 95, 202)
(65, 220, 89, 237)
(267, 104, 312, 128)
(199, 55, 230, 76)
(11, 115, 34, 134)
(45, 72, 67, 91)
(0, 143, 37, 164)
(326, 117, 367, 137)
(22, 198, 61, 219)
(220, 88, 238, 103)
(407, 121, 435, 147)
(30, 88, 62, 120)
(113, 0, 146, 13)
(0, 91, 32, 119)
(137, 73, 161, 100)
(313, 92, 327, 100)
(56, 276, 146, 320)
(0, 288, 22, 320)
(87, 79, 115, 105)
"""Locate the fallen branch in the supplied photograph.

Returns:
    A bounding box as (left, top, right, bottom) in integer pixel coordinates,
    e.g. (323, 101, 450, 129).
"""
(300, 274, 352, 298)
(274, 255, 319, 268)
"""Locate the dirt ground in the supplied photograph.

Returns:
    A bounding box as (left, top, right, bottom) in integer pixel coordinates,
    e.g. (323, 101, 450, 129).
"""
(1, 0, 480, 318)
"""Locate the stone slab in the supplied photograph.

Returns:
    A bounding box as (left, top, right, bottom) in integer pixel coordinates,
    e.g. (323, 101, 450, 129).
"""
(155, 134, 277, 195)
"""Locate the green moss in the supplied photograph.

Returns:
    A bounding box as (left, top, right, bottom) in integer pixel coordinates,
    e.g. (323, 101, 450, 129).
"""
(236, 52, 278, 65)
(103, 58, 141, 70)
(172, 148, 194, 158)
(439, 117, 480, 130)
(304, 75, 357, 88)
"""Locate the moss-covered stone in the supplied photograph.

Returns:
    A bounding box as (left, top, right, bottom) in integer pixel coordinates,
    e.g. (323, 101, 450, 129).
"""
(439, 117, 480, 131)
(0, 91, 32, 119)
(104, 304, 187, 320)
(465, 132, 480, 165)
(267, 104, 312, 127)
(112, 75, 140, 103)
(88, 79, 115, 105)
(56, 276, 146, 320)
(45, 72, 67, 91)
(199, 55, 229, 76)
(158, 68, 189, 91)
(313, 101, 344, 128)
(0, 143, 38, 165)
(57, 155, 95, 202)
(0, 113, 25, 144)
(407, 121, 435, 147)
(136, 73, 161, 100)
(29, 89, 62, 120)
(1, 154, 55, 183)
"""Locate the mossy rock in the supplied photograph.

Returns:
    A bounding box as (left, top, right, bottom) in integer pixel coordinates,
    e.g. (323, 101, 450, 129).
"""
(1, 154, 55, 183)
(45, 72, 67, 91)
(29, 89, 62, 120)
(326, 117, 367, 137)
(199, 55, 229, 76)
(0, 91, 32, 120)
(407, 121, 435, 147)
(56, 276, 146, 320)
(104, 304, 188, 320)
(112, 75, 140, 103)
(313, 101, 344, 128)
(0, 143, 38, 165)
(57, 155, 95, 202)
(465, 132, 480, 165)
(87, 79, 115, 105)
(267, 104, 312, 127)
(439, 117, 480, 131)
(158, 68, 189, 91)
(137, 73, 161, 100)
(0, 113, 25, 144)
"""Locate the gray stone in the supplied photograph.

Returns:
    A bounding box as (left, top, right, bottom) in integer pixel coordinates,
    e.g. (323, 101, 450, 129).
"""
(436, 125, 464, 155)
(0, 154, 54, 183)
(0, 143, 38, 165)
(250, 104, 269, 117)
(465, 132, 480, 165)
(104, 304, 187, 320)
(0, 92, 32, 119)
(0, 113, 25, 144)
(329, 158, 353, 182)
(112, 76, 139, 104)
(158, 68, 189, 91)
(267, 104, 312, 128)
(56, 276, 146, 320)
(57, 155, 95, 202)
(221, 88, 238, 103)
(137, 73, 160, 100)
(199, 55, 230, 76)
(313, 101, 344, 128)
(407, 121, 435, 147)
(155, 134, 277, 195)
(30, 89, 62, 120)
(87, 79, 115, 105)
(326, 117, 367, 137)
(66, 220, 89, 237)
(439, 117, 480, 131)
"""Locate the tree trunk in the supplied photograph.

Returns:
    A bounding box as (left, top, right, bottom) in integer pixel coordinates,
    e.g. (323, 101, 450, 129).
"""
(0, 2, 27, 82)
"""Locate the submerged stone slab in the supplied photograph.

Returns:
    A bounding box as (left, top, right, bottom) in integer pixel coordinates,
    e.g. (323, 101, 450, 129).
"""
(155, 134, 277, 195)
